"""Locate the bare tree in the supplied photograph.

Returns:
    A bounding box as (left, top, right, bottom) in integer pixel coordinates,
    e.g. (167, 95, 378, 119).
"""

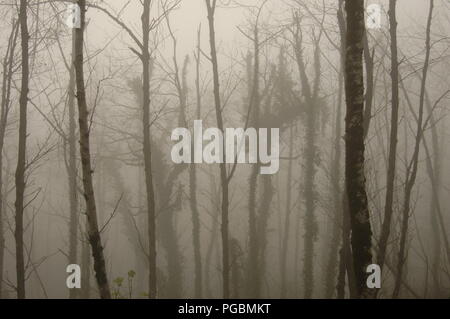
(74, 0, 111, 299)
(376, 0, 400, 287)
(15, 0, 30, 299)
(0, 19, 18, 299)
(392, 0, 434, 298)
(205, 0, 230, 299)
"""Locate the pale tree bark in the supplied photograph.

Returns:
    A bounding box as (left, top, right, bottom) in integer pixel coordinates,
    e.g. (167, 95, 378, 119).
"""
(344, 0, 373, 298)
(74, 0, 111, 299)
(15, 0, 29, 299)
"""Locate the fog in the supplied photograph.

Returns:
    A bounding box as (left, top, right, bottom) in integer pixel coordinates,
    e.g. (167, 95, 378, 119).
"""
(0, 0, 449, 299)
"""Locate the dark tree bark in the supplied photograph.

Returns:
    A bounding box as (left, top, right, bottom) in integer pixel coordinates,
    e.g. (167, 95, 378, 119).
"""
(362, 35, 374, 140)
(343, 0, 373, 298)
(74, 0, 111, 299)
(335, 0, 358, 299)
(15, 0, 29, 299)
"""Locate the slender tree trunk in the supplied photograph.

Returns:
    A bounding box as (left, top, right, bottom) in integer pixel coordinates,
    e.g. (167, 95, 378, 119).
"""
(205, 0, 230, 299)
(424, 94, 442, 297)
(337, 194, 357, 298)
(392, 1, 434, 298)
(344, 0, 373, 298)
(335, 0, 357, 299)
(80, 223, 91, 298)
(280, 126, 293, 298)
(205, 171, 220, 298)
(376, 0, 400, 290)
(67, 29, 79, 299)
(247, 26, 262, 298)
(292, 13, 321, 298)
(15, 0, 29, 299)
(0, 20, 17, 299)
(362, 35, 374, 140)
(191, 26, 203, 298)
(325, 61, 343, 299)
(141, 0, 157, 299)
(74, 0, 111, 299)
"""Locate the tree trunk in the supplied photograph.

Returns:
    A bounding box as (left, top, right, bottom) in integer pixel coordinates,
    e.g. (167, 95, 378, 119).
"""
(280, 126, 293, 298)
(292, 14, 321, 298)
(392, 0, 434, 298)
(424, 93, 443, 297)
(0, 19, 17, 299)
(325, 52, 343, 300)
(343, 0, 373, 298)
(141, 0, 157, 299)
(376, 0, 400, 291)
(15, 0, 29, 299)
(205, 0, 230, 299)
(246, 26, 262, 298)
(67, 29, 79, 299)
(74, 0, 111, 299)
(191, 26, 203, 298)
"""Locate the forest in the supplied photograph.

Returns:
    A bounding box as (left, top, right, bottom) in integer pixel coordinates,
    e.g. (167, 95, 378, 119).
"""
(0, 0, 449, 299)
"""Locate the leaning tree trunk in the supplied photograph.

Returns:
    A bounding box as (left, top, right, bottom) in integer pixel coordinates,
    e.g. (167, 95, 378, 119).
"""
(14, 0, 29, 299)
(74, 0, 111, 299)
(343, 0, 373, 298)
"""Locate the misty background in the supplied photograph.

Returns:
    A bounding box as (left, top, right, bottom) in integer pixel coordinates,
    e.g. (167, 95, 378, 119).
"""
(0, 0, 449, 299)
